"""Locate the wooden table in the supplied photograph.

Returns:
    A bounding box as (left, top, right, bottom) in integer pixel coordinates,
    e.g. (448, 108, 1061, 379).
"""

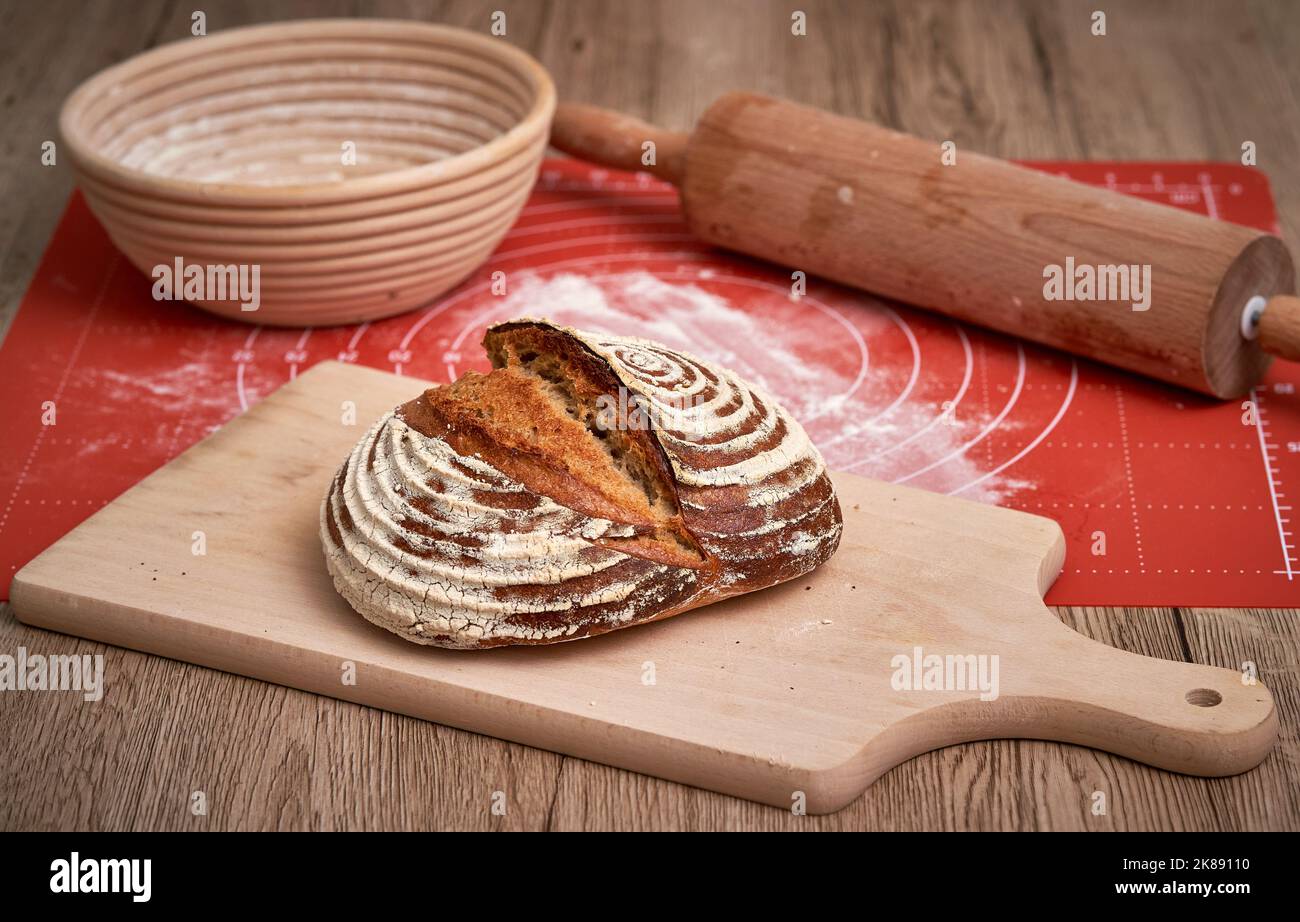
(2, 0, 1297, 831)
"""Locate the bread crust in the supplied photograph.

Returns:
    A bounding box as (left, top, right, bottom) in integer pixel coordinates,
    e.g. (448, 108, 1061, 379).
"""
(321, 320, 843, 649)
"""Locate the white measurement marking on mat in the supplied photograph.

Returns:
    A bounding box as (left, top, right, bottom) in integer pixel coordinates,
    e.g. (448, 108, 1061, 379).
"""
(1252, 388, 1295, 580)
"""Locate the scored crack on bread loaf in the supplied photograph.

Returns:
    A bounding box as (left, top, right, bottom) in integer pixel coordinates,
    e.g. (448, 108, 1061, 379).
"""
(321, 319, 843, 649)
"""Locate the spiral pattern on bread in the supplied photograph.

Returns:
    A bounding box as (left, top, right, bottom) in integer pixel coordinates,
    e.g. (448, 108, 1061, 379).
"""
(572, 330, 841, 588)
(321, 320, 842, 648)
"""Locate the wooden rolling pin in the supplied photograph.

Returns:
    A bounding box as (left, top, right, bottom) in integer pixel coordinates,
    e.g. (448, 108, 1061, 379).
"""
(551, 93, 1300, 398)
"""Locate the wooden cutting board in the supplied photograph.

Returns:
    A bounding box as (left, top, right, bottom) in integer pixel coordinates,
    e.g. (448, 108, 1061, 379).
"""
(11, 361, 1277, 813)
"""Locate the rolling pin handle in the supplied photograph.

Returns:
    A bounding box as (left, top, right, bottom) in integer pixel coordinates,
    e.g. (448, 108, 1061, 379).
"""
(549, 102, 689, 185)
(1256, 294, 1300, 363)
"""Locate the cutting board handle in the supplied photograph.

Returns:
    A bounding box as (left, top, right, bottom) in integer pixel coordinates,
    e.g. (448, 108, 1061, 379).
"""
(550, 102, 689, 184)
(811, 596, 1279, 812)
(990, 612, 1278, 778)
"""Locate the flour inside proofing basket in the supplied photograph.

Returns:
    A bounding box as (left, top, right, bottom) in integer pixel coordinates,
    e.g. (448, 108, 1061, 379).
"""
(482, 270, 1025, 504)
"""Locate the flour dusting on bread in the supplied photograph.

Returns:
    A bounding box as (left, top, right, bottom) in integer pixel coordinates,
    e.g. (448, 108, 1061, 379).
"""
(321, 319, 842, 648)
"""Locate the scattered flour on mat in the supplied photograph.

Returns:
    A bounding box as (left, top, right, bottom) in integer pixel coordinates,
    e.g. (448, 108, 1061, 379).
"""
(75, 364, 237, 458)
(485, 270, 1024, 503)
(92, 365, 232, 406)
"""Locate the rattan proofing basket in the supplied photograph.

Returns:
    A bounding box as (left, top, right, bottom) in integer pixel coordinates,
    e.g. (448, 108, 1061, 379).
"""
(59, 19, 555, 325)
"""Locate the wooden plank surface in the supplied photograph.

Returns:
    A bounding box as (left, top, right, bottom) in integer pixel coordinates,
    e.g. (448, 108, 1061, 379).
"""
(1, 0, 1298, 830)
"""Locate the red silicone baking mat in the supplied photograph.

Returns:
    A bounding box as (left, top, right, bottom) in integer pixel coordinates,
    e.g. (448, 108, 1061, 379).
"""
(0, 158, 1297, 606)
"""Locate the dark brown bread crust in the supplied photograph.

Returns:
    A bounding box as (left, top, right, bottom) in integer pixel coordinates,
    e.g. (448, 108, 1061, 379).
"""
(320, 320, 843, 648)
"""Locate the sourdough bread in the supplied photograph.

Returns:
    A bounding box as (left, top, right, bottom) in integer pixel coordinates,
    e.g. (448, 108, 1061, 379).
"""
(321, 319, 842, 648)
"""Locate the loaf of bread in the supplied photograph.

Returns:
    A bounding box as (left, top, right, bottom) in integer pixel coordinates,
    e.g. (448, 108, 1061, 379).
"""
(320, 319, 842, 648)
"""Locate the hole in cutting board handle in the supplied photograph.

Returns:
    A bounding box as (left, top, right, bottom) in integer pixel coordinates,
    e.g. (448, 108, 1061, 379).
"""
(1185, 688, 1223, 707)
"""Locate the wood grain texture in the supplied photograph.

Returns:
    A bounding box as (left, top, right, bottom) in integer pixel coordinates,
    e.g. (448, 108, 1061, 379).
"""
(1, 0, 1298, 831)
